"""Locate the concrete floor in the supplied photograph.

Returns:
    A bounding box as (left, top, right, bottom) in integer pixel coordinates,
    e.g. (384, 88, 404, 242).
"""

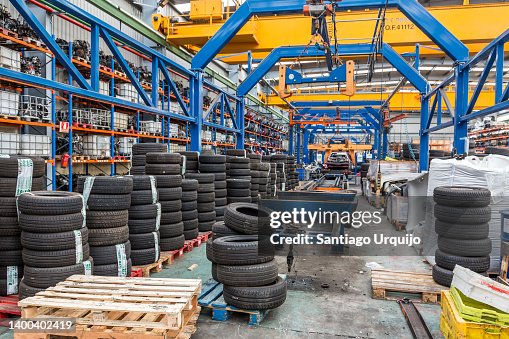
(0, 192, 444, 339)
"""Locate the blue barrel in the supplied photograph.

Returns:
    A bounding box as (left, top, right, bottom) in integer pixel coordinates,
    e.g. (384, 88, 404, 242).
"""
(502, 211, 509, 242)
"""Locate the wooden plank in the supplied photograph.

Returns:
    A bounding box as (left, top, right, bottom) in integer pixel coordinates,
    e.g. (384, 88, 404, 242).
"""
(65, 275, 201, 287)
(36, 290, 192, 304)
(53, 281, 199, 293)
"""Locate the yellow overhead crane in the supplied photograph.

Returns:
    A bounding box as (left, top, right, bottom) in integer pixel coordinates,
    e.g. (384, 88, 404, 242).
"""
(308, 140, 372, 166)
(153, 2, 509, 63)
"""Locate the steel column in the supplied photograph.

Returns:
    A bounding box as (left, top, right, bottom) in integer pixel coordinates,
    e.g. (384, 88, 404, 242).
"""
(296, 125, 301, 164)
(190, 72, 203, 152)
(236, 98, 245, 148)
(90, 23, 100, 91)
(419, 97, 430, 171)
(303, 129, 310, 164)
(454, 65, 469, 155)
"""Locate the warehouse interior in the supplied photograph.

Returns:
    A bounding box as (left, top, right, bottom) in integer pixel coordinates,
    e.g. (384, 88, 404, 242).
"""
(0, 0, 509, 338)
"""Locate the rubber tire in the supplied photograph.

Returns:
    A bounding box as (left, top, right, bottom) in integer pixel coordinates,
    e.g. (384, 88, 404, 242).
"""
(215, 190, 227, 199)
(182, 201, 198, 211)
(160, 235, 185, 251)
(434, 205, 491, 224)
(182, 191, 198, 202)
(212, 235, 273, 265)
(197, 183, 215, 193)
(0, 250, 23, 266)
(198, 211, 216, 222)
(21, 227, 89, 251)
(185, 173, 215, 184)
(128, 218, 158, 234)
(87, 194, 131, 211)
(89, 241, 131, 265)
(199, 220, 215, 232)
(23, 244, 91, 268)
(435, 220, 489, 240)
(432, 264, 453, 287)
(198, 202, 215, 213)
(199, 155, 226, 164)
(183, 228, 199, 240)
(86, 210, 129, 229)
(228, 163, 250, 170)
(227, 188, 250, 197)
(182, 179, 199, 191)
(94, 259, 132, 277)
(0, 236, 21, 250)
(130, 190, 157, 205)
(158, 187, 182, 201)
(19, 212, 84, 233)
(131, 155, 146, 167)
(437, 236, 492, 257)
(130, 166, 145, 175)
(227, 197, 252, 204)
(0, 216, 19, 236)
(0, 156, 45, 178)
(77, 176, 133, 195)
(182, 210, 198, 221)
(88, 226, 129, 246)
(224, 203, 271, 235)
(145, 163, 181, 175)
(132, 143, 167, 155)
(433, 186, 491, 207)
(23, 257, 94, 289)
(131, 248, 160, 266)
(154, 175, 182, 188)
(129, 204, 158, 219)
(17, 191, 84, 215)
(146, 152, 181, 164)
(161, 211, 183, 224)
(434, 249, 490, 272)
(485, 146, 509, 156)
(159, 222, 184, 238)
(223, 276, 287, 310)
(212, 221, 239, 238)
(0, 197, 17, 217)
(128, 232, 160, 250)
(199, 163, 226, 173)
(183, 219, 199, 231)
(160, 200, 182, 212)
(197, 192, 215, 203)
(217, 260, 278, 287)
(227, 169, 250, 176)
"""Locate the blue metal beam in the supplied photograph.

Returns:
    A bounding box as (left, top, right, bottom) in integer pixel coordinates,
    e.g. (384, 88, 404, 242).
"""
(158, 59, 190, 117)
(381, 44, 428, 93)
(292, 101, 382, 108)
(466, 49, 496, 115)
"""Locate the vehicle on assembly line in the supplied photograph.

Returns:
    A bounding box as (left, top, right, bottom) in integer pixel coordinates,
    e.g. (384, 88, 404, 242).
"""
(324, 152, 353, 174)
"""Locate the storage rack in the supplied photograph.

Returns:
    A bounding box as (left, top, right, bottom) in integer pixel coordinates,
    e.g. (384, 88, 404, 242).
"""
(469, 125, 509, 153)
(0, 0, 288, 191)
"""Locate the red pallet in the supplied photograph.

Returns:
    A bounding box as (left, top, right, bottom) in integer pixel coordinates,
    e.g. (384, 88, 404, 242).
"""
(130, 268, 143, 277)
(0, 295, 21, 320)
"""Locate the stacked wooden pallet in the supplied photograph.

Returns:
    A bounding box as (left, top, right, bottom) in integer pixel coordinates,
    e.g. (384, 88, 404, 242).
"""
(14, 274, 202, 339)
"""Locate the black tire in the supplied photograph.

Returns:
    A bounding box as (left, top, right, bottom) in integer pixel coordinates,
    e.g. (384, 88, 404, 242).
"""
(0, 216, 19, 236)
(154, 175, 182, 188)
(433, 186, 491, 207)
(128, 218, 158, 234)
(227, 169, 250, 176)
(178, 151, 199, 160)
(228, 197, 252, 204)
(23, 257, 94, 289)
(23, 244, 91, 268)
(17, 191, 84, 215)
(21, 227, 89, 251)
(146, 152, 182, 164)
(158, 187, 182, 201)
(435, 220, 489, 240)
(485, 146, 509, 156)
(183, 219, 199, 231)
(87, 194, 131, 211)
(198, 202, 215, 213)
(434, 205, 491, 224)
(130, 190, 157, 205)
(206, 239, 215, 262)
(226, 150, 247, 157)
(182, 179, 199, 191)
(437, 236, 492, 257)
(227, 188, 250, 197)
(212, 221, 239, 238)
(160, 235, 185, 251)
(183, 228, 199, 240)
(199, 155, 226, 164)
(228, 163, 250, 170)
(0, 250, 23, 266)
(217, 260, 278, 287)
(19, 279, 44, 300)
(182, 191, 198, 202)
(160, 200, 182, 212)
(131, 155, 146, 167)
(212, 263, 218, 281)
(0, 156, 45, 178)
(145, 164, 181, 175)
(130, 166, 145, 175)
(197, 183, 215, 193)
(86, 210, 129, 229)
(94, 259, 132, 277)
(223, 276, 287, 310)
(197, 192, 215, 203)
(182, 210, 198, 221)
(214, 173, 227, 181)
(212, 235, 273, 265)
(198, 211, 216, 222)
(224, 203, 271, 235)
(432, 264, 453, 287)
(215, 198, 227, 207)
(89, 241, 131, 265)
(435, 249, 490, 272)
(88, 226, 129, 246)
(199, 164, 227, 173)
(128, 232, 160, 250)
(19, 212, 84, 233)
(0, 236, 21, 250)
(161, 211, 183, 225)
(182, 200, 198, 211)
(159, 222, 184, 238)
(131, 248, 160, 266)
(185, 173, 215, 184)
(199, 220, 215, 232)
(132, 143, 167, 155)
(130, 175, 155, 191)
(0, 197, 17, 217)
(77, 176, 133, 195)
(129, 204, 158, 220)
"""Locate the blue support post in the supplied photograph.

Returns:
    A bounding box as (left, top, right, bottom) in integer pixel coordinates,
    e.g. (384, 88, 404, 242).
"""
(454, 65, 469, 155)
(288, 126, 294, 155)
(303, 129, 310, 164)
(236, 98, 245, 149)
(382, 129, 388, 159)
(296, 126, 301, 164)
(151, 56, 159, 106)
(68, 41, 74, 191)
(420, 97, 430, 171)
(90, 23, 100, 91)
(51, 43, 56, 190)
(496, 43, 505, 104)
(190, 71, 203, 152)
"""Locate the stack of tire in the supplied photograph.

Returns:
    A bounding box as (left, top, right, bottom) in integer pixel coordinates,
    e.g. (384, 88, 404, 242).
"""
(78, 176, 132, 277)
(272, 155, 287, 192)
(257, 163, 271, 199)
(206, 203, 287, 310)
(268, 163, 277, 197)
(181, 179, 199, 240)
(178, 151, 199, 174)
(199, 154, 227, 222)
(17, 191, 93, 299)
(227, 179, 251, 204)
(186, 173, 216, 233)
(128, 176, 161, 266)
(432, 186, 492, 287)
(286, 156, 298, 190)
(226, 156, 251, 202)
(131, 143, 168, 175)
(145, 153, 185, 252)
(0, 156, 45, 296)
(248, 154, 262, 203)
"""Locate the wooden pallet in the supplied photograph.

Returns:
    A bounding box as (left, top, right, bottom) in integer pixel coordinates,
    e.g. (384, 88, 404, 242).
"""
(198, 279, 269, 326)
(14, 275, 201, 339)
(371, 269, 445, 303)
(19, 116, 51, 123)
(0, 114, 20, 120)
(132, 260, 163, 277)
(22, 37, 45, 48)
(160, 248, 185, 267)
(0, 27, 17, 39)
(0, 295, 21, 319)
